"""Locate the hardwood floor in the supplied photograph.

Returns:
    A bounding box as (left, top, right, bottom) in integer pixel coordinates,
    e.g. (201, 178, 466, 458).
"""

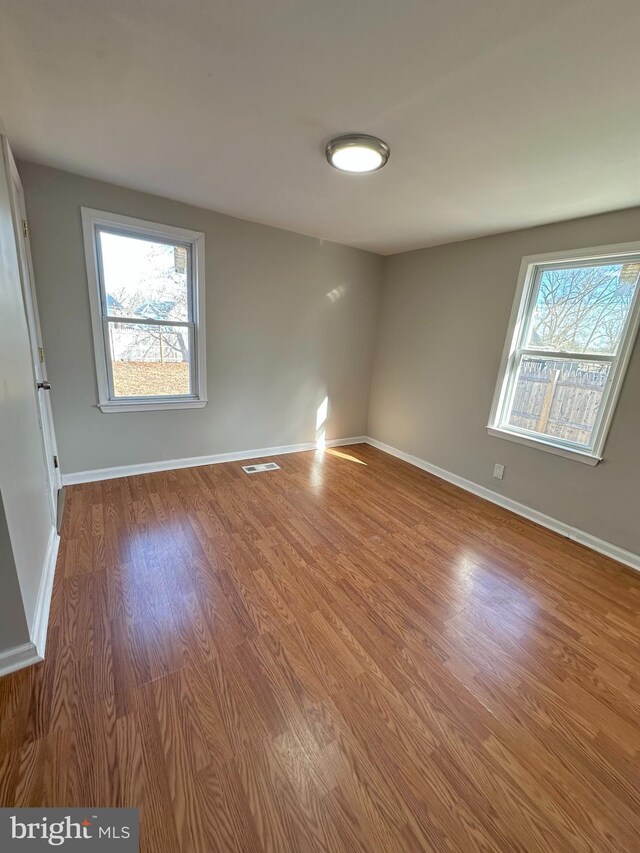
(1, 443, 639, 851)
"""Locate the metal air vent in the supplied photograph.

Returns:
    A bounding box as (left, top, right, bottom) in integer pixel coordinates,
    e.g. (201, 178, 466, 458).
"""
(242, 462, 281, 474)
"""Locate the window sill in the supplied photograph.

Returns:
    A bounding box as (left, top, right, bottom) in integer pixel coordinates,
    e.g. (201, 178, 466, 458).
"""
(486, 426, 602, 466)
(98, 399, 207, 413)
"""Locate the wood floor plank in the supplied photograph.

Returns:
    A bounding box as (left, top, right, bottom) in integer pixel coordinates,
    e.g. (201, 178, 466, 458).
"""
(1, 443, 639, 851)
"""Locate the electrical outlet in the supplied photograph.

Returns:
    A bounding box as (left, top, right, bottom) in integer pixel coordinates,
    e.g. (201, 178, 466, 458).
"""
(493, 463, 505, 480)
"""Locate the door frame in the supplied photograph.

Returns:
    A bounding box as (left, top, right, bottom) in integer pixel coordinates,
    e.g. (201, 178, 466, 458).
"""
(3, 138, 62, 520)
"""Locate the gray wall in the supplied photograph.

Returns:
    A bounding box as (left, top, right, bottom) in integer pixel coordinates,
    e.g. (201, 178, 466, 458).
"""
(369, 207, 640, 556)
(20, 162, 383, 475)
(20, 160, 640, 557)
(0, 492, 29, 650)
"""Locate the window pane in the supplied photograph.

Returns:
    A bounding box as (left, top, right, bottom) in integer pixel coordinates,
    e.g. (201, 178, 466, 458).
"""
(526, 261, 639, 355)
(506, 356, 610, 447)
(108, 322, 192, 398)
(99, 230, 189, 322)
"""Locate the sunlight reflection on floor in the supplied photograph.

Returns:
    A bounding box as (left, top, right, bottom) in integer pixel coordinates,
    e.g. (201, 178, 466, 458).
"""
(325, 448, 367, 465)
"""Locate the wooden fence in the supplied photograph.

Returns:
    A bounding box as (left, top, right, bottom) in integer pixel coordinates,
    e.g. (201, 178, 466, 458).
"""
(509, 358, 608, 446)
(109, 324, 188, 364)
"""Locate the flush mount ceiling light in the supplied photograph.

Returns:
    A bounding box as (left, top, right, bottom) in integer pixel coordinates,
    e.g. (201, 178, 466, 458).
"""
(325, 134, 390, 174)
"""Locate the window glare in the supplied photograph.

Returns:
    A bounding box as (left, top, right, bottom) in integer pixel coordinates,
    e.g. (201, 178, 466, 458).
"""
(526, 262, 639, 355)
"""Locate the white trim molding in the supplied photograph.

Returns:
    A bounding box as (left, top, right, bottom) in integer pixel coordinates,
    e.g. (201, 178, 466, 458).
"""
(365, 436, 640, 574)
(0, 642, 42, 678)
(0, 526, 59, 678)
(488, 241, 640, 465)
(0, 526, 60, 677)
(61, 437, 367, 485)
(81, 207, 207, 413)
(30, 525, 60, 659)
(486, 426, 601, 466)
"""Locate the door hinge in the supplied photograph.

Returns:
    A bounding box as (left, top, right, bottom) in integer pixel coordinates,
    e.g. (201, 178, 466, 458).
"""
(53, 455, 59, 469)
(38, 346, 45, 362)
(22, 219, 29, 238)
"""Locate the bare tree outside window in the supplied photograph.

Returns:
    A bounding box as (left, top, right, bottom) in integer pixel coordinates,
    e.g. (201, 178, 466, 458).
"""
(527, 263, 638, 354)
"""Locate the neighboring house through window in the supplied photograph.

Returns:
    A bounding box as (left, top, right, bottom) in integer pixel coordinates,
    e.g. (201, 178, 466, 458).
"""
(488, 242, 640, 464)
(81, 208, 206, 412)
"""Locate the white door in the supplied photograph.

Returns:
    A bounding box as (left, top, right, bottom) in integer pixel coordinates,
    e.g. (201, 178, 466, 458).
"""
(3, 139, 61, 520)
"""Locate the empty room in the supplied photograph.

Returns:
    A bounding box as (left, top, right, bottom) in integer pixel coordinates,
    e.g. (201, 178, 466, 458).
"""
(1, 1, 639, 850)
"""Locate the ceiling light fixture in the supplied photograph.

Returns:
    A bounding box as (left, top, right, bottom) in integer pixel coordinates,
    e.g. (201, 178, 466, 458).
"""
(325, 134, 390, 174)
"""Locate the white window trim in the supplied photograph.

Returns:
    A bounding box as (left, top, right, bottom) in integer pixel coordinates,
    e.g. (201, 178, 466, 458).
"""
(81, 208, 207, 413)
(488, 241, 640, 465)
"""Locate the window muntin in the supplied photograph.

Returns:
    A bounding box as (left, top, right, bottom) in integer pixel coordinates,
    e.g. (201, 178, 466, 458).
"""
(490, 248, 640, 462)
(82, 209, 206, 412)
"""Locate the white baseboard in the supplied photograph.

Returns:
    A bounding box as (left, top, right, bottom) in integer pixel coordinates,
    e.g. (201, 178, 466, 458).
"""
(0, 525, 59, 678)
(30, 525, 60, 658)
(61, 436, 367, 486)
(365, 436, 640, 574)
(0, 642, 41, 677)
(0, 525, 60, 677)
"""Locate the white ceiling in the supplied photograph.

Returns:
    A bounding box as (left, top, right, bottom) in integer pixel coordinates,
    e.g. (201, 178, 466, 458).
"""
(1, 0, 639, 254)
